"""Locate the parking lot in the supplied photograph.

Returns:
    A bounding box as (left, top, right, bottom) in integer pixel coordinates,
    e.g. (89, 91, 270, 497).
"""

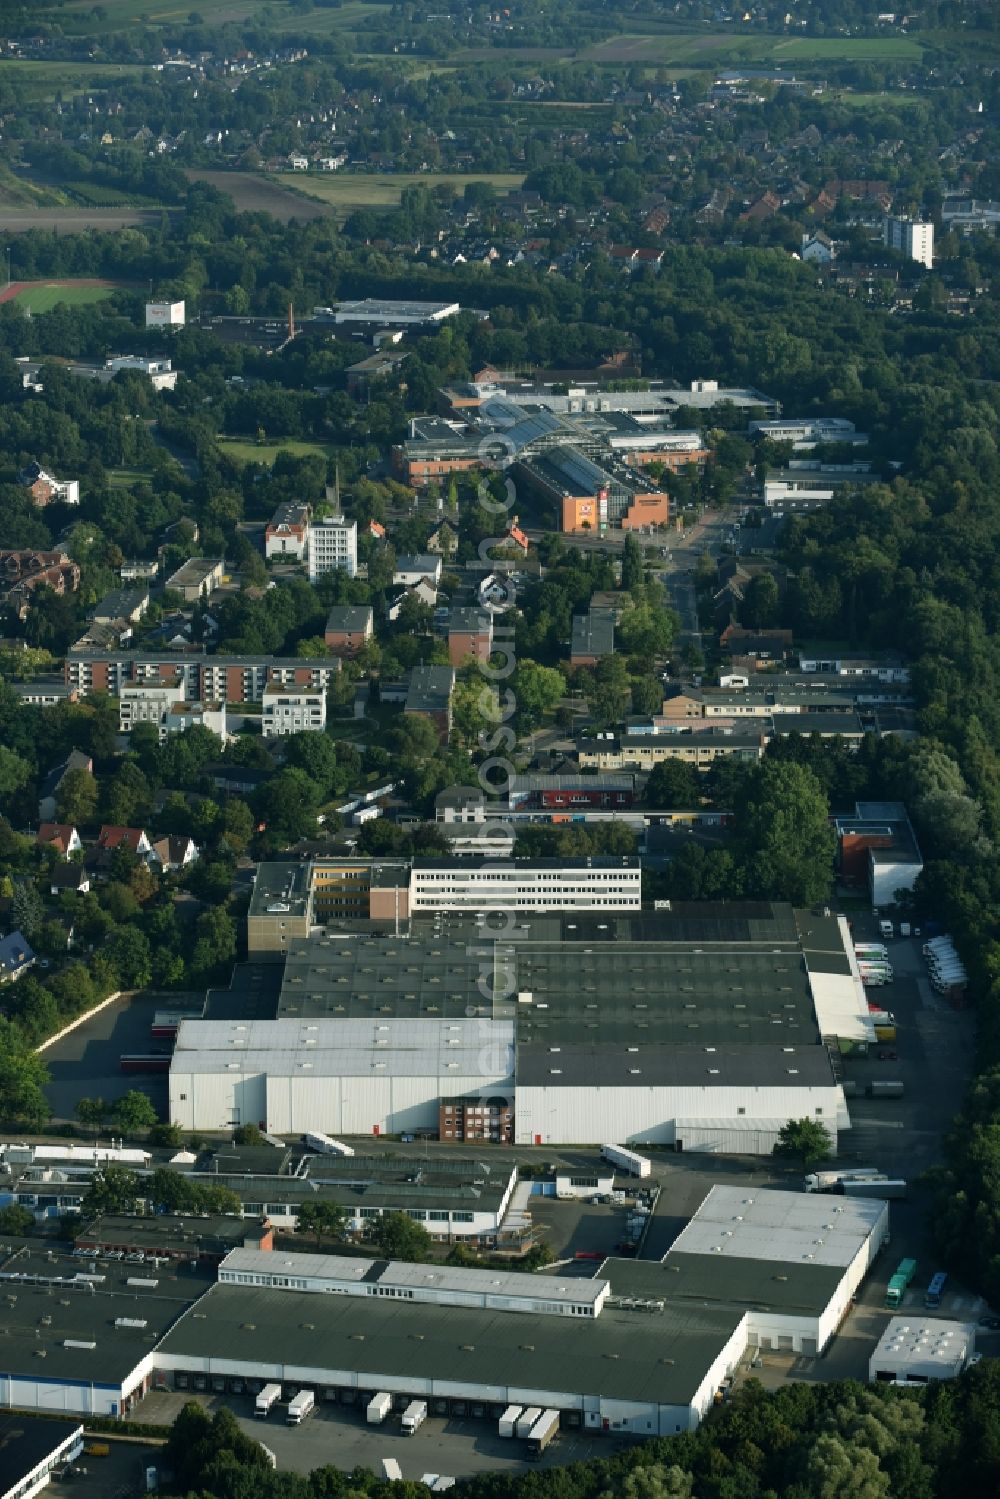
(133, 1390, 638, 1479)
(41, 991, 171, 1123)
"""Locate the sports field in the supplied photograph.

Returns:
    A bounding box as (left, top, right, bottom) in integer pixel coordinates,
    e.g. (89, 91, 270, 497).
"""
(218, 437, 340, 467)
(273, 171, 525, 215)
(0, 279, 125, 312)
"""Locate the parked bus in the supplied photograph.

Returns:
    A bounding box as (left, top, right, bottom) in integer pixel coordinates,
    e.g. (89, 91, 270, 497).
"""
(925, 1271, 948, 1309)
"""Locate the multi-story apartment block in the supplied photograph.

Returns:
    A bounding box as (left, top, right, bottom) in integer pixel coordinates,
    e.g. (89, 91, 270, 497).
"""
(883, 215, 934, 269)
(261, 684, 327, 737)
(448, 607, 493, 666)
(64, 653, 340, 702)
(324, 605, 374, 653)
(18, 463, 80, 507)
(307, 517, 357, 581)
(265, 501, 312, 561)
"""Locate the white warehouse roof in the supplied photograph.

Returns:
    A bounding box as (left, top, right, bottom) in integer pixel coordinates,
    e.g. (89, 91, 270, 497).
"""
(670, 1185, 886, 1269)
(173, 1017, 514, 1078)
(870, 1317, 975, 1382)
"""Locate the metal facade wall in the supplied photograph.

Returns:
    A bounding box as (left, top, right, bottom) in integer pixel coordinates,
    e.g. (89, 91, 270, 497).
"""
(169, 1071, 267, 1133)
(264, 1073, 499, 1136)
(515, 1086, 841, 1149)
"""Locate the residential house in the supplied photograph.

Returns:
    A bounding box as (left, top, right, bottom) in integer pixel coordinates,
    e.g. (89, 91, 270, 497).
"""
(801, 230, 835, 263)
(165, 558, 224, 601)
(49, 864, 91, 896)
(448, 607, 493, 667)
(36, 824, 82, 860)
(405, 664, 455, 743)
(387, 579, 437, 622)
(426, 522, 457, 557)
(323, 605, 374, 654)
(261, 684, 326, 737)
(505, 522, 530, 554)
(570, 610, 615, 667)
(0, 549, 80, 618)
(394, 554, 443, 588)
(0, 931, 35, 984)
(91, 587, 149, 624)
(265, 501, 311, 561)
(38, 750, 93, 823)
(96, 825, 155, 863)
(152, 835, 200, 872)
(163, 701, 228, 741)
(18, 461, 80, 507)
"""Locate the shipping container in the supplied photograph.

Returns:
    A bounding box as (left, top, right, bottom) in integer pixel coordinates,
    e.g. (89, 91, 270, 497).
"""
(402, 1400, 427, 1435)
(367, 1392, 393, 1425)
(287, 1389, 315, 1425)
(499, 1404, 523, 1438)
(527, 1409, 561, 1458)
(601, 1143, 652, 1177)
(255, 1383, 281, 1417)
(516, 1407, 543, 1439)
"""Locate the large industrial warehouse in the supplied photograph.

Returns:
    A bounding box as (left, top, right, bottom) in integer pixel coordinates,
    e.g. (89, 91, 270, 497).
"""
(169, 902, 872, 1151)
(0, 1188, 895, 1430)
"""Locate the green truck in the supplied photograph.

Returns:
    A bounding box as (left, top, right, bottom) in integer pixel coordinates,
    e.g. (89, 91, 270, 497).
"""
(886, 1257, 918, 1308)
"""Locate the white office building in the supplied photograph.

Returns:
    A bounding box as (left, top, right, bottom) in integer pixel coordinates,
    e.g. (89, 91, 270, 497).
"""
(884, 216, 934, 269)
(408, 858, 642, 913)
(261, 685, 326, 737)
(307, 517, 357, 581)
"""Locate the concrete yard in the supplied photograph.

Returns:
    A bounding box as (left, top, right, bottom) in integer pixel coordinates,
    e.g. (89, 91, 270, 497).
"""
(42, 990, 169, 1122)
(133, 1391, 639, 1479)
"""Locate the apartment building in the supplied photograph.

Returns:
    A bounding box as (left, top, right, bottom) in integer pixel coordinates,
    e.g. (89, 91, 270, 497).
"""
(307, 516, 357, 581)
(884, 215, 934, 269)
(19, 462, 80, 507)
(265, 501, 312, 560)
(261, 684, 327, 737)
(448, 607, 493, 666)
(64, 653, 340, 702)
(324, 605, 374, 653)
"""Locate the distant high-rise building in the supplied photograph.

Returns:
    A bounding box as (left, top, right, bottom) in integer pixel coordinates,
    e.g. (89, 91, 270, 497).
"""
(883, 216, 934, 269)
(307, 517, 357, 582)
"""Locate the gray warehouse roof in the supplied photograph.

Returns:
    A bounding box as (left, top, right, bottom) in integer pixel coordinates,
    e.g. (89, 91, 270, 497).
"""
(601, 1253, 844, 1317)
(158, 1282, 744, 1408)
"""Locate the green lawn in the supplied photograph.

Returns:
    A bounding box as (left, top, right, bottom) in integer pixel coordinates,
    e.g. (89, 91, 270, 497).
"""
(272, 171, 524, 216)
(9, 280, 123, 312)
(218, 437, 340, 466)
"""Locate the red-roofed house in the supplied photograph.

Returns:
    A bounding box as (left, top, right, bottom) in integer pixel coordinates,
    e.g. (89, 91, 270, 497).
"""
(367, 520, 387, 540)
(506, 523, 530, 554)
(36, 823, 82, 859)
(97, 825, 154, 861)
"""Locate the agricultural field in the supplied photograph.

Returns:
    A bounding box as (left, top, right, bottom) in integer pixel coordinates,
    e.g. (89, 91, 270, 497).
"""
(0, 59, 149, 100)
(184, 170, 335, 222)
(218, 437, 340, 467)
(0, 279, 128, 312)
(43, 0, 391, 39)
(581, 30, 925, 68)
(272, 171, 525, 216)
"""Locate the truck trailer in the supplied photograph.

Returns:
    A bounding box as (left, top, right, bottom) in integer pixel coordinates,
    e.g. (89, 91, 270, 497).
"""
(367, 1392, 393, 1425)
(287, 1389, 315, 1425)
(601, 1143, 652, 1177)
(868, 1080, 904, 1098)
(499, 1405, 523, 1438)
(840, 1177, 907, 1199)
(886, 1257, 918, 1308)
(255, 1383, 281, 1417)
(402, 1400, 428, 1435)
(527, 1409, 561, 1458)
(804, 1167, 880, 1192)
(382, 1460, 403, 1482)
(516, 1407, 543, 1439)
(304, 1132, 355, 1157)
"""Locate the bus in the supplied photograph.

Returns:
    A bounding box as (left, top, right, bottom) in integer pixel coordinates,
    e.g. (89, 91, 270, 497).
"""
(925, 1271, 948, 1309)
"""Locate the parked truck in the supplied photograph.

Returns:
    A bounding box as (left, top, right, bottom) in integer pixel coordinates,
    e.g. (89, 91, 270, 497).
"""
(840, 1178, 907, 1199)
(856, 943, 889, 961)
(886, 1257, 918, 1308)
(869, 1080, 904, 1098)
(255, 1383, 281, 1418)
(602, 1143, 652, 1178)
(304, 1132, 355, 1157)
(498, 1404, 523, 1438)
(402, 1400, 428, 1435)
(382, 1460, 403, 1482)
(367, 1392, 393, 1425)
(804, 1168, 880, 1192)
(516, 1407, 543, 1439)
(527, 1409, 561, 1458)
(287, 1389, 315, 1425)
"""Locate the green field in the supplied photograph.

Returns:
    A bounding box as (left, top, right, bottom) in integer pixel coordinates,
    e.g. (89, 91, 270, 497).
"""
(273, 171, 525, 216)
(218, 437, 340, 466)
(51, 0, 389, 38)
(582, 30, 924, 67)
(0, 58, 148, 101)
(7, 280, 123, 312)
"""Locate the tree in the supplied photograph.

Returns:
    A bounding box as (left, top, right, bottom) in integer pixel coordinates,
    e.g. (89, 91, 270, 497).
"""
(733, 760, 836, 905)
(512, 660, 566, 730)
(774, 1118, 834, 1169)
(81, 1166, 141, 1217)
(233, 1123, 263, 1146)
(644, 760, 701, 809)
(369, 1210, 432, 1262)
(0, 1025, 50, 1128)
(621, 531, 645, 592)
(103, 761, 151, 827)
(11, 880, 44, 939)
(75, 1096, 109, 1137)
(297, 1199, 349, 1249)
(587, 654, 632, 726)
(742, 572, 780, 629)
(190, 906, 237, 982)
(111, 1089, 158, 1137)
(0, 745, 31, 799)
(0, 1204, 34, 1235)
(55, 767, 99, 826)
